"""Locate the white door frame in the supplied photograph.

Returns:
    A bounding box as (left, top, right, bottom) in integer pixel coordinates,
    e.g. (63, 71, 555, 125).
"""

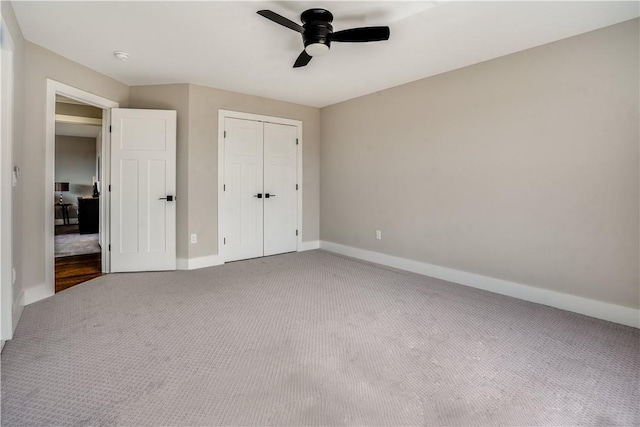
(1, 17, 15, 342)
(217, 109, 303, 262)
(45, 79, 118, 299)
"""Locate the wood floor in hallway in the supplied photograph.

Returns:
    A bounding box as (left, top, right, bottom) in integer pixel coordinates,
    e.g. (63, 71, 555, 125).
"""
(55, 253, 102, 293)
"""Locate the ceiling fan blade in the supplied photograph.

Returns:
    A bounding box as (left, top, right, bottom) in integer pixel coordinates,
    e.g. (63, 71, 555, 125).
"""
(293, 50, 312, 68)
(257, 10, 304, 33)
(330, 26, 390, 42)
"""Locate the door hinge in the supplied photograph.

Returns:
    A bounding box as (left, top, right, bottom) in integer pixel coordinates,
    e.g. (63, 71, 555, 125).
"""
(296, 184, 298, 191)
(224, 238, 226, 245)
(108, 185, 111, 192)
(296, 138, 299, 145)
(296, 229, 298, 236)
(223, 184, 226, 191)
(224, 130, 226, 138)
(108, 244, 111, 251)
(109, 125, 112, 133)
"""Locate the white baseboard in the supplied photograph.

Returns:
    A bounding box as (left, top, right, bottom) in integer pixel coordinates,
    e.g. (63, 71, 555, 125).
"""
(177, 243, 320, 270)
(298, 240, 320, 251)
(320, 241, 639, 328)
(189, 255, 223, 270)
(12, 290, 24, 334)
(177, 255, 223, 271)
(23, 283, 53, 305)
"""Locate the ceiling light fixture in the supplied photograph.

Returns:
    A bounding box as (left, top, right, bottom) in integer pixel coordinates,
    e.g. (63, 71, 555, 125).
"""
(113, 51, 129, 61)
(305, 43, 329, 57)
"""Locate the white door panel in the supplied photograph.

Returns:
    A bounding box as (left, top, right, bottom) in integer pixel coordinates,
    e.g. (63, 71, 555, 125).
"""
(111, 109, 176, 272)
(224, 117, 264, 262)
(148, 160, 168, 252)
(263, 122, 297, 256)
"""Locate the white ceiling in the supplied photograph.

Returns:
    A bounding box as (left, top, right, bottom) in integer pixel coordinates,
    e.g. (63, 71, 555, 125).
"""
(13, 1, 639, 108)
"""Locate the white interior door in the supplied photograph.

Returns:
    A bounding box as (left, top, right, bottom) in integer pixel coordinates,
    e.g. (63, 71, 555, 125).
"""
(223, 117, 264, 262)
(96, 130, 103, 253)
(110, 108, 176, 272)
(263, 122, 297, 256)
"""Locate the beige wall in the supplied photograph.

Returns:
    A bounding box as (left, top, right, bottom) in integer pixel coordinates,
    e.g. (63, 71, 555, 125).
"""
(320, 19, 639, 308)
(54, 136, 96, 219)
(130, 83, 321, 261)
(2, 1, 25, 308)
(21, 41, 129, 293)
(129, 84, 190, 260)
(55, 136, 96, 187)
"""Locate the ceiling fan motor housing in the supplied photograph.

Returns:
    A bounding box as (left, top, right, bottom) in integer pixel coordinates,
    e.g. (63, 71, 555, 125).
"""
(301, 8, 333, 50)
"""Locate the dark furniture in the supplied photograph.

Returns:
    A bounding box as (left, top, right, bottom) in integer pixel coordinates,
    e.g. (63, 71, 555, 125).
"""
(55, 203, 72, 225)
(77, 197, 99, 234)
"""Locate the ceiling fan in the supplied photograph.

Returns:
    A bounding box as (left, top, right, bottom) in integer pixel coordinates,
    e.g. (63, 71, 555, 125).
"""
(257, 8, 390, 68)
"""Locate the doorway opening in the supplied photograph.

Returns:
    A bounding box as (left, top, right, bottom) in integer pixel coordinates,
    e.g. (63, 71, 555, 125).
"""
(45, 80, 118, 298)
(54, 96, 103, 292)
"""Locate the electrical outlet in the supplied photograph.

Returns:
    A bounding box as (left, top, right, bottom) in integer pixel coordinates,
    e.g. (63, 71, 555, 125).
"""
(190, 234, 197, 244)
(376, 230, 382, 240)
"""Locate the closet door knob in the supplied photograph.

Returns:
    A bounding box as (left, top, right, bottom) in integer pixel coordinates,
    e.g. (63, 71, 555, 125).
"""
(253, 193, 263, 198)
(265, 193, 276, 198)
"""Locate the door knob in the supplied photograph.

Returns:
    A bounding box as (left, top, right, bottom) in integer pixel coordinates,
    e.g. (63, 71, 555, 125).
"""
(253, 193, 263, 198)
(265, 193, 276, 198)
(159, 195, 174, 201)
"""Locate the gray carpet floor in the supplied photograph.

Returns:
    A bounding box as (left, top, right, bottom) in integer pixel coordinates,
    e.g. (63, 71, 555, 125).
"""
(1, 250, 638, 426)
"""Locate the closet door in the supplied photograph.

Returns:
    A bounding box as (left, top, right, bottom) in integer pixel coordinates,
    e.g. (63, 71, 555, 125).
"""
(223, 118, 264, 262)
(263, 122, 297, 256)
